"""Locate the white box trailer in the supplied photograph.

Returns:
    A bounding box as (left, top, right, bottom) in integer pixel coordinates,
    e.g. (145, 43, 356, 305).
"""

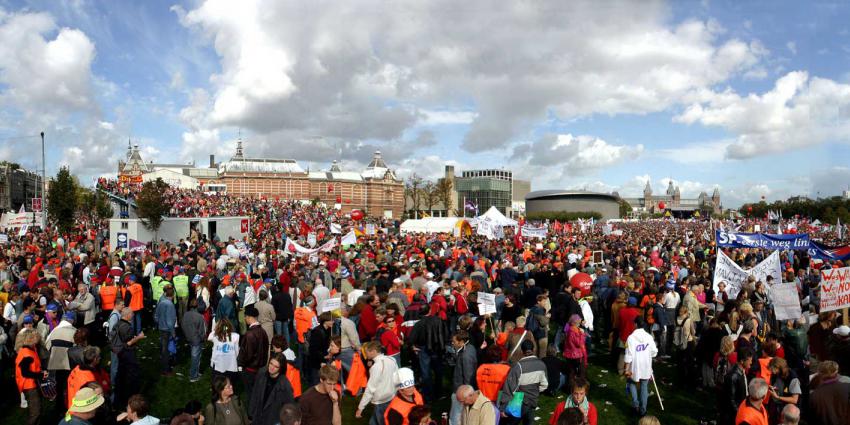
(109, 216, 249, 251)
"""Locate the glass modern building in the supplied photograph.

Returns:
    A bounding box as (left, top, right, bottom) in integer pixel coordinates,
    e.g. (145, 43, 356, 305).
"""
(455, 169, 513, 216)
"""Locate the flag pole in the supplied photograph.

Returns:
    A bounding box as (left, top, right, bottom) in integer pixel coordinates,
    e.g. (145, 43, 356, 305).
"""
(651, 374, 664, 411)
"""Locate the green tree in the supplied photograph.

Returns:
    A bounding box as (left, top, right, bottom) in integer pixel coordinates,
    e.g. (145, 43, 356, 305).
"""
(47, 167, 78, 233)
(94, 191, 114, 220)
(136, 178, 171, 239)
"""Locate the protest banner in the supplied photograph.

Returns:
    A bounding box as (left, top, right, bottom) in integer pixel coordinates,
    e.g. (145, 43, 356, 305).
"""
(713, 250, 782, 299)
(715, 230, 810, 250)
(18, 224, 28, 237)
(770, 282, 802, 321)
(478, 292, 496, 307)
(520, 225, 547, 239)
(0, 234, 7, 244)
(365, 224, 376, 236)
(819, 267, 850, 313)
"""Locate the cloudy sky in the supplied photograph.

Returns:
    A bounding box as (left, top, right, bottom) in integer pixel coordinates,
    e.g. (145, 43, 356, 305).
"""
(2, 0, 850, 207)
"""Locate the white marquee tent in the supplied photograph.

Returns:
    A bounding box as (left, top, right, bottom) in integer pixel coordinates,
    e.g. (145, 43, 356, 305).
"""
(400, 217, 472, 235)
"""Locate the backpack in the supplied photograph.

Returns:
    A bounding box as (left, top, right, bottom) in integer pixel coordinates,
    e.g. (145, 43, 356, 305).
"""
(714, 356, 729, 387)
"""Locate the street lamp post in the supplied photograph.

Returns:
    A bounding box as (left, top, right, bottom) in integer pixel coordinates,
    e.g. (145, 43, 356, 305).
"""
(41, 131, 46, 230)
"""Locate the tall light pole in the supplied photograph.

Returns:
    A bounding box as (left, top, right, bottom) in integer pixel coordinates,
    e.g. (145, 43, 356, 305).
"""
(41, 131, 46, 230)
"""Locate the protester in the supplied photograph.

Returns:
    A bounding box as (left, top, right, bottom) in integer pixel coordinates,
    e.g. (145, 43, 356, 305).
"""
(450, 330, 478, 425)
(250, 353, 296, 425)
(204, 375, 249, 425)
(735, 378, 769, 425)
(155, 285, 178, 376)
(550, 377, 598, 425)
(15, 329, 45, 425)
(239, 305, 269, 403)
(455, 384, 496, 425)
(498, 340, 548, 425)
(58, 387, 105, 425)
(624, 317, 658, 417)
(125, 394, 160, 425)
(182, 297, 207, 382)
(356, 341, 399, 425)
(384, 368, 425, 425)
(299, 364, 342, 425)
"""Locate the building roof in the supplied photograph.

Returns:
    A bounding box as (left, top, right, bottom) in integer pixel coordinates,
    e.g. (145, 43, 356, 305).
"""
(362, 151, 397, 180)
(308, 171, 364, 182)
(525, 190, 620, 202)
(218, 157, 305, 174)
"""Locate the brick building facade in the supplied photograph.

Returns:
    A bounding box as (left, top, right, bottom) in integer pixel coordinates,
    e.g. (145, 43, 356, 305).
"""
(119, 142, 404, 218)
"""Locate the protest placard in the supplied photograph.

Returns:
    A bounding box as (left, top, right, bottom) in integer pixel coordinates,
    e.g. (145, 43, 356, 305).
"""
(770, 282, 802, 321)
(713, 250, 781, 299)
(478, 292, 496, 307)
(321, 297, 342, 313)
(819, 267, 850, 313)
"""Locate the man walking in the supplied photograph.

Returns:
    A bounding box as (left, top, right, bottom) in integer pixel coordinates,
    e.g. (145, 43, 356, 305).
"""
(623, 317, 658, 417)
(498, 340, 548, 425)
(456, 384, 496, 425)
(181, 298, 206, 382)
(450, 331, 478, 425)
(239, 305, 269, 405)
(154, 286, 177, 375)
(356, 341, 399, 425)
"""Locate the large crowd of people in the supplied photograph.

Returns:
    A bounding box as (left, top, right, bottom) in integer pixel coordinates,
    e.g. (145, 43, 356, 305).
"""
(1, 183, 849, 425)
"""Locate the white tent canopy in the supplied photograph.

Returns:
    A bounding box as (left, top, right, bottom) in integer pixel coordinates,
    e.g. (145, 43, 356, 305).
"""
(400, 217, 470, 235)
(476, 206, 518, 227)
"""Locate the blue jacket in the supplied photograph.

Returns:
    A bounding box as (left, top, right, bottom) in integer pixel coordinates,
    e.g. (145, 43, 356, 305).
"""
(154, 297, 177, 331)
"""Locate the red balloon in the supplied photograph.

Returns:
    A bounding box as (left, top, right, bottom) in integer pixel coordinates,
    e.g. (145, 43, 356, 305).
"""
(350, 210, 364, 221)
(747, 206, 753, 212)
(658, 201, 666, 210)
(569, 272, 593, 297)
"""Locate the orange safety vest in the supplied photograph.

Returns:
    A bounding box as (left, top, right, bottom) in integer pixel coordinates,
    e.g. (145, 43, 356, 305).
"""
(383, 389, 424, 425)
(476, 363, 511, 402)
(735, 400, 768, 425)
(402, 288, 416, 303)
(332, 360, 343, 395)
(100, 285, 118, 311)
(294, 307, 316, 344)
(15, 347, 40, 392)
(286, 363, 302, 398)
(67, 367, 99, 408)
(128, 284, 144, 311)
(346, 354, 368, 395)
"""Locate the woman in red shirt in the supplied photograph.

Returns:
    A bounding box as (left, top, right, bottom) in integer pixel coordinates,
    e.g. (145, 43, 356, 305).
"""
(380, 317, 402, 366)
(550, 377, 598, 425)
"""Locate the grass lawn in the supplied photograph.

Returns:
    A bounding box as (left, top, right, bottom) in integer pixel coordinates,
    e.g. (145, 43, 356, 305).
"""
(2, 330, 715, 425)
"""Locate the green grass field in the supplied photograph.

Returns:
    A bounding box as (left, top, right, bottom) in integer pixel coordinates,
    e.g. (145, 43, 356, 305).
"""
(3, 330, 714, 425)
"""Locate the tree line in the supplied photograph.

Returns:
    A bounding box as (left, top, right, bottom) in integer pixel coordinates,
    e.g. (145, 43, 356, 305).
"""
(739, 196, 850, 225)
(404, 173, 454, 218)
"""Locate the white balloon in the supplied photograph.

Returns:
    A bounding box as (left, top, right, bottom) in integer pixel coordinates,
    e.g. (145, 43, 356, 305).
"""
(56, 237, 65, 246)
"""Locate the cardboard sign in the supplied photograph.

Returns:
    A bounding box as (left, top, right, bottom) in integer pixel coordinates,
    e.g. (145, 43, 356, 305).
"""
(0, 234, 8, 244)
(321, 297, 342, 313)
(477, 292, 496, 307)
(820, 267, 850, 312)
(592, 251, 604, 265)
(478, 303, 497, 315)
(770, 282, 802, 321)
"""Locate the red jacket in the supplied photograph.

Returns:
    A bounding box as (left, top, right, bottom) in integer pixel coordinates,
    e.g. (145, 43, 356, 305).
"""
(358, 304, 378, 341)
(618, 307, 640, 343)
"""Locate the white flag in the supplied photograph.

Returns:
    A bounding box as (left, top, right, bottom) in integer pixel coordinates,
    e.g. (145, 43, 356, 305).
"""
(340, 230, 357, 246)
(19, 204, 25, 214)
(329, 222, 342, 234)
(838, 217, 843, 239)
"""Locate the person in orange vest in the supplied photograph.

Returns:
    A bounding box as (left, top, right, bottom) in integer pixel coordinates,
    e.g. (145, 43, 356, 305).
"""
(384, 367, 424, 425)
(16, 329, 46, 425)
(99, 278, 119, 325)
(735, 378, 770, 425)
(475, 345, 511, 403)
(126, 275, 144, 334)
(67, 346, 110, 408)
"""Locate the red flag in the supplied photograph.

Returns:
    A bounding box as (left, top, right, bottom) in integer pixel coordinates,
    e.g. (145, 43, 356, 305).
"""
(299, 220, 312, 236)
(514, 226, 523, 249)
